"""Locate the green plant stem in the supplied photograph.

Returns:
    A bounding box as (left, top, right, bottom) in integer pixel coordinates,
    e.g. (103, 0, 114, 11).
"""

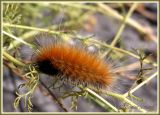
(39, 79, 68, 112)
(88, 39, 157, 67)
(106, 91, 147, 112)
(3, 23, 61, 35)
(86, 88, 147, 112)
(8, 30, 38, 50)
(123, 72, 158, 97)
(85, 88, 118, 112)
(101, 3, 138, 58)
(3, 30, 34, 49)
(3, 50, 25, 67)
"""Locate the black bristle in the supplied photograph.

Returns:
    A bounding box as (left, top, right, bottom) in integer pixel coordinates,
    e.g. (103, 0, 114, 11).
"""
(36, 60, 60, 76)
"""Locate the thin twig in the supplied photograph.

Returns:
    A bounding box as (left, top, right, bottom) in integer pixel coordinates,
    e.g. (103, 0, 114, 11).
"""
(3, 50, 25, 67)
(3, 30, 34, 49)
(106, 92, 147, 112)
(88, 39, 157, 67)
(3, 23, 61, 35)
(85, 88, 118, 112)
(101, 3, 138, 58)
(123, 72, 157, 97)
(8, 30, 38, 50)
(39, 79, 68, 112)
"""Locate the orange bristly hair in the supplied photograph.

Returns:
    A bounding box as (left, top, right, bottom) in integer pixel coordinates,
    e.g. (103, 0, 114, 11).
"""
(34, 42, 114, 89)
